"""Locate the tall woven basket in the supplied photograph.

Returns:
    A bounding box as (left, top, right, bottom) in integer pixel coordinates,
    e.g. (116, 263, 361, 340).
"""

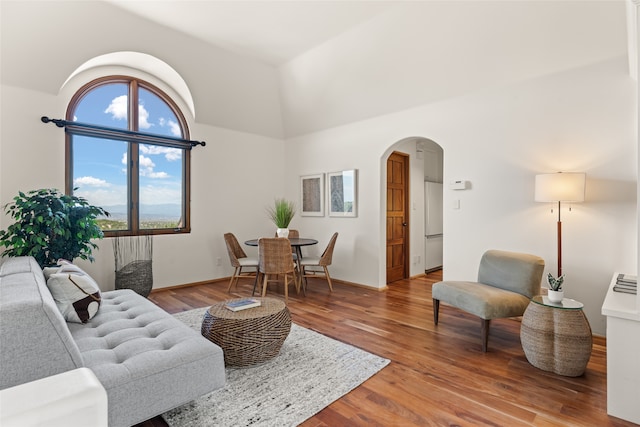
(113, 235, 153, 297)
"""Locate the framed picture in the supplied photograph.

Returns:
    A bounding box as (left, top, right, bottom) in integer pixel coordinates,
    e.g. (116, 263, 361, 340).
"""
(328, 169, 357, 217)
(300, 174, 324, 216)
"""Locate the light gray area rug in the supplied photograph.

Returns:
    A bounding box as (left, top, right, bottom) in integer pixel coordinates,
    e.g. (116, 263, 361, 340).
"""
(163, 307, 390, 427)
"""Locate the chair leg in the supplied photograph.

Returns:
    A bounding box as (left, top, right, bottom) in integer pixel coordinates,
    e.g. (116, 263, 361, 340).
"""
(433, 299, 440, 325)
(294, 267, 303, 295)
(262, 274, 269, 297)
(284, 274, 289, 301)
(323, 266, 333, 292)
(481, 319, 491, 352)
(293, 271, 300, 294)
(252, 272, 260, 296)
(227, 267, 239, 292)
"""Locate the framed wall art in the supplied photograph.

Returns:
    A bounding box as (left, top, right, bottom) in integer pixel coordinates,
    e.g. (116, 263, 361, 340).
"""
(328, 169, 357, 217)
(300, 174, 324, 216)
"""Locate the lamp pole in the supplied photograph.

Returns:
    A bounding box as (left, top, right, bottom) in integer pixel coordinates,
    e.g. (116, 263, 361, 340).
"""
(556, 201, 562, 278)
(535, 172, 585, 279)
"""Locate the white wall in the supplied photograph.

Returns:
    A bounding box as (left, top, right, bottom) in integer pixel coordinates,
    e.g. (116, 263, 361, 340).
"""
(284, 57, 636, 335)
(0, 83, 286, 290)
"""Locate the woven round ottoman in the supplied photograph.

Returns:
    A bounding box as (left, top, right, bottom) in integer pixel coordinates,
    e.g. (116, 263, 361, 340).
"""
(520, 296, 592, 377)
(201, 297, 291, 367)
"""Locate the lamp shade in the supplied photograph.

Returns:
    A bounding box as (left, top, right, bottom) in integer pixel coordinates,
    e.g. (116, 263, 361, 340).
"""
(534, 172, 585, 202)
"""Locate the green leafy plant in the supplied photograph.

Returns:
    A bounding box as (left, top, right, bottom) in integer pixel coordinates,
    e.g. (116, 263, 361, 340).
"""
(0, 188, 109, 267)
(266, 198, 296, 228)
(547, 273, 564, 291)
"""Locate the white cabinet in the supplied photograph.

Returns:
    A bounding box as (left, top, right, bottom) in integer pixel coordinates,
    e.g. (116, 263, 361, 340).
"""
(601, 273, 640, 424)
(423, 148, 443, 183)
(425, 235, 443, 271)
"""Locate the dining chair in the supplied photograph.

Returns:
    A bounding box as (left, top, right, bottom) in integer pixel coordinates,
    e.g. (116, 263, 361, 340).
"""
(299, 232, 338, 293)
(257, 237, 298, 301)
(223, 233, 258, 292)
(274, 229, 300, 259)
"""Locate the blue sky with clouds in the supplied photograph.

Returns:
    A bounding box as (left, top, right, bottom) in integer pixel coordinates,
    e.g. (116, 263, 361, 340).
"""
(71, 84, 184, 211)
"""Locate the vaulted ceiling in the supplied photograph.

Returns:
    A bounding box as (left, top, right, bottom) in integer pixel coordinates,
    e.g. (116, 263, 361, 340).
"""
(2, 1, 633, 138)
(107, 0, 396, 66)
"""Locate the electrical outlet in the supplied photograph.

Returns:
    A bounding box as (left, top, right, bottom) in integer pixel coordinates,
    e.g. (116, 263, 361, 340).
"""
(216, 257, 221, 266)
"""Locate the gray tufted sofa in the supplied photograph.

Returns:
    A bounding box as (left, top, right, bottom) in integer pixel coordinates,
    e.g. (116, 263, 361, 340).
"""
(0, 256, 225, 427)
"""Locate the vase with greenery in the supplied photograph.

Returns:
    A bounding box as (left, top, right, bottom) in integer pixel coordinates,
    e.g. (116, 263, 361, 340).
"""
(546, 273, 565, 303)
(0, 188, 109, 268)
(266, 198, 296, 238)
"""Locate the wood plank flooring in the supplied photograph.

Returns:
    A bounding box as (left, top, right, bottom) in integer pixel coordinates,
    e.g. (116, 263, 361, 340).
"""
(139, 272, 636, 427)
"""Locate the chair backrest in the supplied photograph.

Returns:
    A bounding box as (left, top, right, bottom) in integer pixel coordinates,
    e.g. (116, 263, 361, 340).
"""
(477, 249, 545, 298)
(318, 232, 338, 266)
(273, 229, 299, 239)
(258, 238, 295, 275)
(224, 233, 247, 268)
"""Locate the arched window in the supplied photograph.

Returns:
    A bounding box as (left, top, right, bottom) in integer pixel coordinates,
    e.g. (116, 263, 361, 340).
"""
(66, 76, 191, 236)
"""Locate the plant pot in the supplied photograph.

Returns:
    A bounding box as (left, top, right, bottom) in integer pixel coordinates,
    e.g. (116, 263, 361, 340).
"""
(276, 228, 289, 238)
(548, 289, 564, 303)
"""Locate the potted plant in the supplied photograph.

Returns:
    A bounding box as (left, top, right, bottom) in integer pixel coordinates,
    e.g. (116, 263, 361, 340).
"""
(546, 273, 565, 303)
(0, 188, 109, 268)
(266, 198, 296, 238)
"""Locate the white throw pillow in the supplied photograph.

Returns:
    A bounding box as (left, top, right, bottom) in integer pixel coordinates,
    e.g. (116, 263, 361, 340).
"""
(43, 259, 84, 280)
(46, 268, 101, 324)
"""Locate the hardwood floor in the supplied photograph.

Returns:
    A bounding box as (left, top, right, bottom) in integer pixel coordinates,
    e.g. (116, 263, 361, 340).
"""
(140, 272, 635, 427)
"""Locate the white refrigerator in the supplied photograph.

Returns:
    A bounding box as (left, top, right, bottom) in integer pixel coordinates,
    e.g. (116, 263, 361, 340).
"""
(425, 182, 443, 271)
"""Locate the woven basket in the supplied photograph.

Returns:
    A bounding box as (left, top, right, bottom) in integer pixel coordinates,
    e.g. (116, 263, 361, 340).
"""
(520, 302, 592, 377)
(201, 297, 291, 367)
(115, 260, 153, 297)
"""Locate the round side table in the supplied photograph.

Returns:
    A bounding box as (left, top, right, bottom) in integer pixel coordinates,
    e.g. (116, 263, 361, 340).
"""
(201, 297, 291, 367)
(520, 296, 593, 377)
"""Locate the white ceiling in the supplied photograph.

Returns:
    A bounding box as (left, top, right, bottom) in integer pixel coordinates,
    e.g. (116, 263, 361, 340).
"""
(108, 0, 397, 66)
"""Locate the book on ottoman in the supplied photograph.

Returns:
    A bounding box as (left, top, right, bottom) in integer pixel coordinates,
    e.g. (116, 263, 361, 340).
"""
(225, 298, 261, 312)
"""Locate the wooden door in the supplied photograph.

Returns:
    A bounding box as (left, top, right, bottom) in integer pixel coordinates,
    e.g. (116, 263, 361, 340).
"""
(386, 152, 409, 283)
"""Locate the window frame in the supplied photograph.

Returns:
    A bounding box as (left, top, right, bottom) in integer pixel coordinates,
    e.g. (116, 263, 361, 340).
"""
(65, 75, 191, 237)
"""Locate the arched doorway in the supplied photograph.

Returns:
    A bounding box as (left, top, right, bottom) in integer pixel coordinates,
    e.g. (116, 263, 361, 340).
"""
(382, 137, 443, 284)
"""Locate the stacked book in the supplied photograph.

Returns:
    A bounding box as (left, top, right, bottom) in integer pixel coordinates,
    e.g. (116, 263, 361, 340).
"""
(225, 298, 261, 312)
(613, 274, 637, 295)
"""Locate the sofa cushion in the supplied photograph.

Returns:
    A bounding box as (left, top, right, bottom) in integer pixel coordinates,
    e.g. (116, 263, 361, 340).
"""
(45, 261, 102, 324)
(47, 272, 102, 323)
(43, 259, 84, 280)
(68, 289, 226, 427)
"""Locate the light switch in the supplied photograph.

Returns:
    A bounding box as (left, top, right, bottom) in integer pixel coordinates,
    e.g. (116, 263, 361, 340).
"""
(453, 199, 460, 209)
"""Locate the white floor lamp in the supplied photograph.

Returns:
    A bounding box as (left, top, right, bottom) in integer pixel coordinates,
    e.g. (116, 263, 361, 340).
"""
(534, 172, 586, 277)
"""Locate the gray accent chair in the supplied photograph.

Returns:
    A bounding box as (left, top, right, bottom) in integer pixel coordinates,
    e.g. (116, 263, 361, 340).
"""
(432, 249, 544, 352)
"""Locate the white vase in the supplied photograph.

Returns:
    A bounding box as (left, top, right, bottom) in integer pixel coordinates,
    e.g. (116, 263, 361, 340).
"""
(548, 289, 564, 303)
(276, 228, 289, 238)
